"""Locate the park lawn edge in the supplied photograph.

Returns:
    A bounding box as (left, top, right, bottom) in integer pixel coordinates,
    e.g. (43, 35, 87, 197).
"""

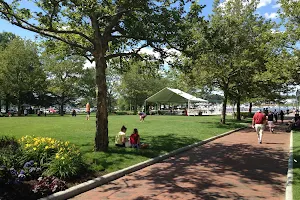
(293, 130, 300, 200)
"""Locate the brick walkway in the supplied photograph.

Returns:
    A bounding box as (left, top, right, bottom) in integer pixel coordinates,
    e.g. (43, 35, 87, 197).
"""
(72, 123, 290, 200)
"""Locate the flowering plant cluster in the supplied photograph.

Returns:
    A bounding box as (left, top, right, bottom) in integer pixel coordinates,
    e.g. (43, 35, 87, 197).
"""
(19, 136, 84, 179)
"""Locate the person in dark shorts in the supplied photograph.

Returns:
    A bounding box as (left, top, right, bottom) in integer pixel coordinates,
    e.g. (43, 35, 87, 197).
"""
(267, 111, 275, 133)
(279, 110, 284, 123)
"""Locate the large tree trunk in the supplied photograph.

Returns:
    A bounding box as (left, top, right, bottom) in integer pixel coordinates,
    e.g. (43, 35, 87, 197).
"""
(249, 102, 252, 115)
(94, 53, 108, 152)
(236, 96, 241, 120)
(60, 100, 64, 116)
(17, 91, 21, 116)
(221, 88, 228, 124)
(5, 95, 9, 113)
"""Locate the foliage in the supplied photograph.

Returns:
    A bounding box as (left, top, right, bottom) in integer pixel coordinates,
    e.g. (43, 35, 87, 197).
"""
(0, 38, 46, 114)
(279, 0, 300, 85)
(0, 136, 25, 170)
(239, 112, 254, 119)
(118, 59, 168, 111)
(181, 0, 283, 123)
(32, 176, 67, 196)
(19, 136, 84, 179)
(42, 52, 86, 115)
(113, 111, 135, 115)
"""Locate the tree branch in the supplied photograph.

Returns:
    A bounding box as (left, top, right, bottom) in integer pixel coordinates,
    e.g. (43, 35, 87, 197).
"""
(103, 8, 132, 39)
(0, 1, 94, 47)
(105, 44, 148, 60)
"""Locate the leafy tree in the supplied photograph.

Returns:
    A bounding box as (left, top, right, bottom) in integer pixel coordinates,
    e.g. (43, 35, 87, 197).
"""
(0, 32, 18, 110)
(279, 0, 300, 84)
(42, 53, 85, 116)
(78, 67, 96, 103)
(118, 59, 168, 112)
(0, 38, 45, 115)
(0, 31, 17, 48)
(106, 66, 120, 113)
(184, 0, 282, 123)
(0, 0, 205, 151)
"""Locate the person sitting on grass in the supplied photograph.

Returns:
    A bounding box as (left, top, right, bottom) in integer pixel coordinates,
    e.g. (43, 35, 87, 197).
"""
(286, 118, 300, 132)
(115, 125, 127, 147)
(139, 111, 147, 122)
(130, 128, 140, 148)
(129, 128, 150, 149)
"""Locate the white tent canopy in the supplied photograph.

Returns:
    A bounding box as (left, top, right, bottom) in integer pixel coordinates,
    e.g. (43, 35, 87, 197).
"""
(145, 87, 208, 103)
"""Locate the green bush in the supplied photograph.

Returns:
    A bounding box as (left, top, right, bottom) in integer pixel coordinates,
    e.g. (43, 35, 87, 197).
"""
(240, 112, 254, 119)
(19, 136, 84, 179)
(114, 111, 135, 115)
(0, 136, 25, 169)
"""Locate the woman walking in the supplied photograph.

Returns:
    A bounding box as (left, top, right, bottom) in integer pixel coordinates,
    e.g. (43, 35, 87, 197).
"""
(279, 110, 284, 123)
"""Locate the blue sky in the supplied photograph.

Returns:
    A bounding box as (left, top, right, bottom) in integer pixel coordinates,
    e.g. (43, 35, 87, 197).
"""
(0, 0, 282, 40)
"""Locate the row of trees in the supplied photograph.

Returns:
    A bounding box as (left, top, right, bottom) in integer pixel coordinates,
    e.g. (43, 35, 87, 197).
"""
(0, 33, 195, 115)
(0, 0, 299, 151)
(0, 34, 97, 115)
(178, 0, 293, 123)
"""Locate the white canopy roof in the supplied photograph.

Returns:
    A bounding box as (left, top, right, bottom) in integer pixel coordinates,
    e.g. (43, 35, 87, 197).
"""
(145, 87, 208, 103)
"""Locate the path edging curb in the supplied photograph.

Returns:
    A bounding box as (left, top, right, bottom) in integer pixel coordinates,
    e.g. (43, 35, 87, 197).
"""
(40, 126, 246, 200)
(285, 130, 293, 200)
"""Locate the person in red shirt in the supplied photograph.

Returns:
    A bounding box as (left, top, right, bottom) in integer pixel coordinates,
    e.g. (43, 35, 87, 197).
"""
(130, 128, 140, 148)
(252, 109, 267, 144)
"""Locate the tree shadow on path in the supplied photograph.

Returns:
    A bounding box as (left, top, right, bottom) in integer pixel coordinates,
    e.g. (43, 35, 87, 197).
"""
(129, 138, 288, 200)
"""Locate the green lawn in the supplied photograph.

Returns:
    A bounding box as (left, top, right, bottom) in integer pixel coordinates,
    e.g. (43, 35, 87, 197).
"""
(0, 114, 246, 175)
(294, 130, 300, 199)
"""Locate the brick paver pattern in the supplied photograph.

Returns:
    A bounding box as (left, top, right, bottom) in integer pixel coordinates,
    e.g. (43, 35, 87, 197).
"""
(72, 123, 290, 200)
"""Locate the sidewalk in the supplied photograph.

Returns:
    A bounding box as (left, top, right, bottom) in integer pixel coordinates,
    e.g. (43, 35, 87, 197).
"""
(72, 123, 290, 200)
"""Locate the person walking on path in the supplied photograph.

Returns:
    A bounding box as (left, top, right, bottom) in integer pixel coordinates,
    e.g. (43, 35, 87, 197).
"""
(86, 102, 91, 120)
(252, 109, 267, 144)
(267, 111, 275, 133)
(279, 110, 284, 123)
(273, 109, 278, 123)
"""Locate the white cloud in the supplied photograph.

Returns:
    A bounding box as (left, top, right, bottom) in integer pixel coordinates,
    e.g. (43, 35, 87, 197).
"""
(257, 0, 272, 8)
(272, 3, 281, 8)
(264, 12, 278, 19)
(219, 0, 274, 9)
(219, 0, 250, 8)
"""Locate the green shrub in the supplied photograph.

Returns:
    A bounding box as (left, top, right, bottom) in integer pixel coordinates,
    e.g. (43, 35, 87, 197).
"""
(19, 136, 84, 179)
(0, 136, 25, 169)
(114, 111, 135, 115)
(240, 112, 254, 119)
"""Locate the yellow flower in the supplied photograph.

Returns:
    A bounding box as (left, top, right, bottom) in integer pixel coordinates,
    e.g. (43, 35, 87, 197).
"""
(55, 153, 60, 159)
(61, 157, 65, 160)
(45, 146, 49, 150)
(65, 141, 69, 146)
(33, 147, 37, 151)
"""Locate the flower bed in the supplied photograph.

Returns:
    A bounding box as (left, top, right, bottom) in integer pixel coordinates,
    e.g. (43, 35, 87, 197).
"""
(0, 136, 85, 199)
